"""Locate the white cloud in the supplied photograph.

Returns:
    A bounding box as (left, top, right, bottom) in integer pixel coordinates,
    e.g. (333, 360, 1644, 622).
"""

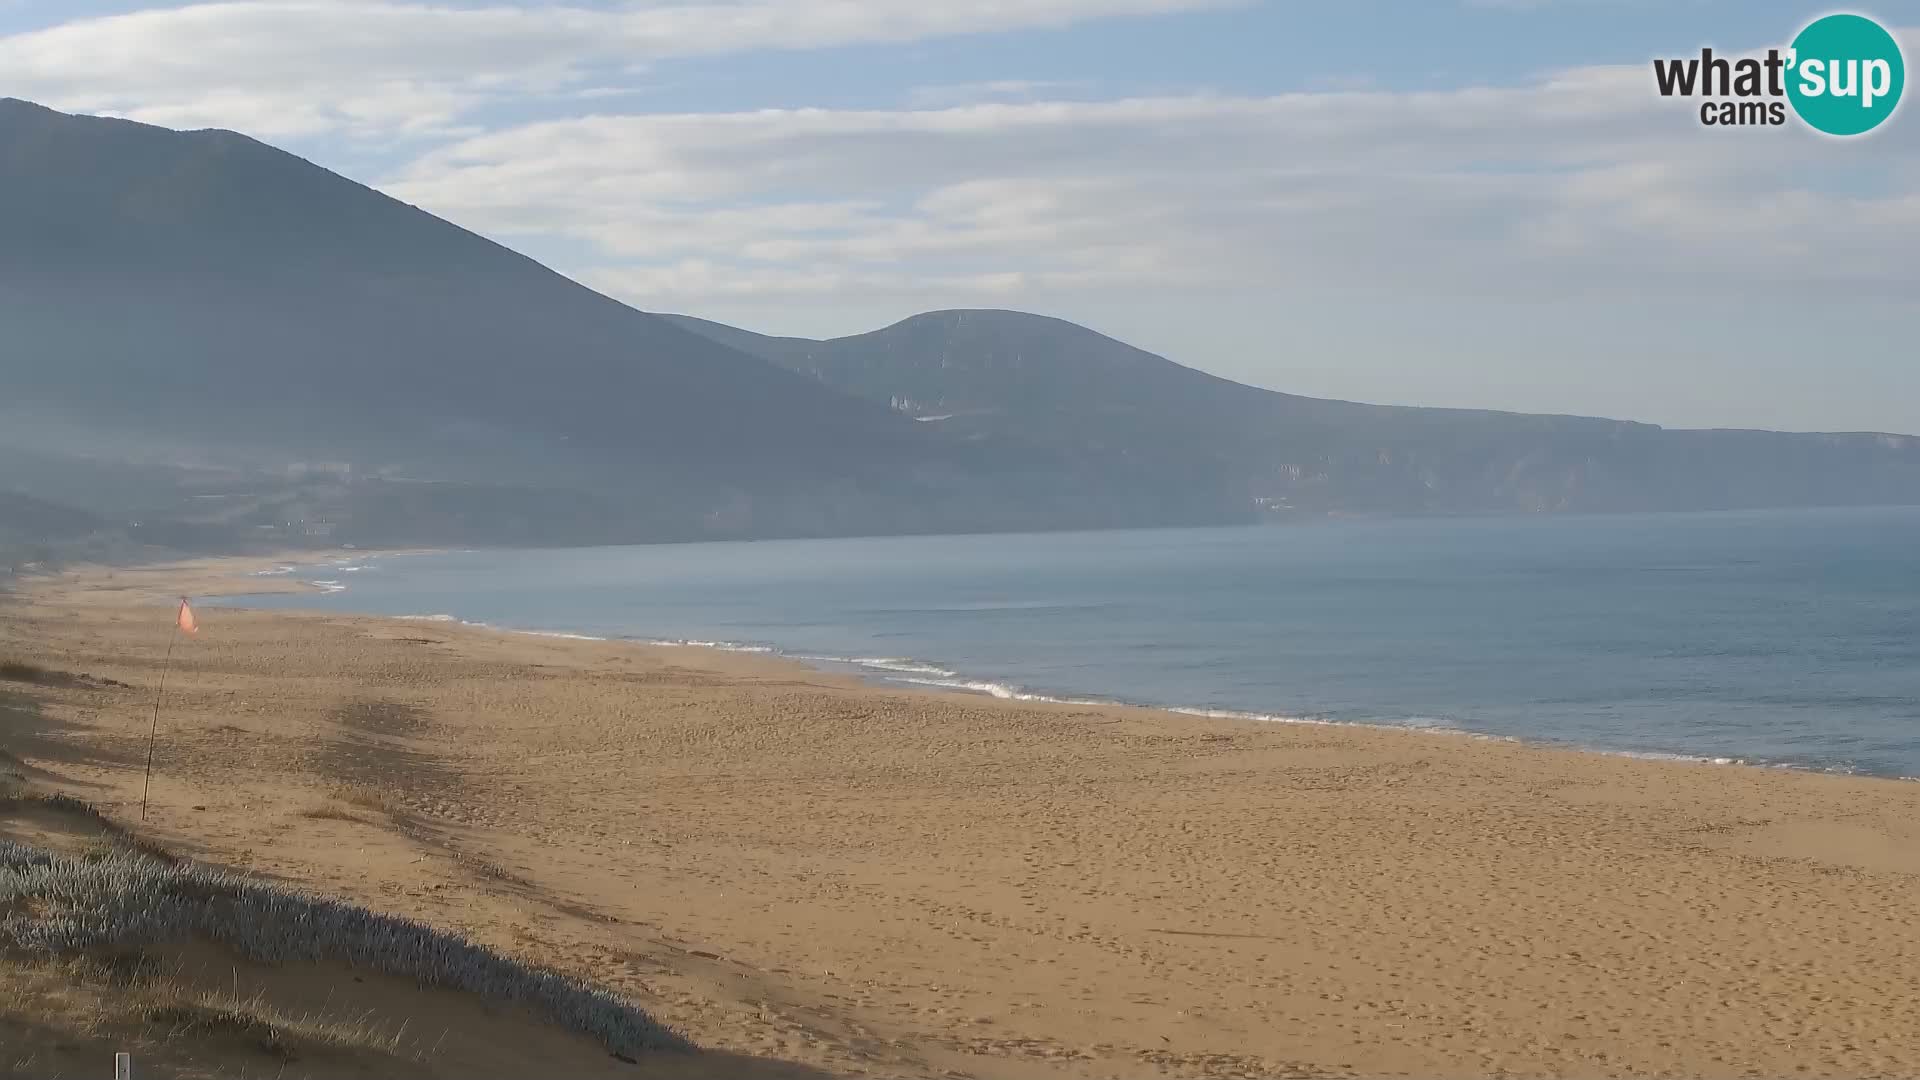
(906, 80, 1090, 108)
(0, 0, 1238, 136)
(16, 5, 1908, 313)
(378, 48, 1920, 313)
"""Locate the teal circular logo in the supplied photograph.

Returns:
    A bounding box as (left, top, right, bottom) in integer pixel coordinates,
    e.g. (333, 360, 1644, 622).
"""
(1786, 13, 1905, 136)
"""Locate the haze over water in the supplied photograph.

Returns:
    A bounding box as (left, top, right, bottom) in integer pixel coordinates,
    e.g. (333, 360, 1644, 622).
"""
(231, 507, 1920, 779)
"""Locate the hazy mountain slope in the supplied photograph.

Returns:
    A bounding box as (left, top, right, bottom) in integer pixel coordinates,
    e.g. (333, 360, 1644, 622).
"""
(0, 99, 930, 482)
(666, 310, 1920, 516)
(2, 101, 1259, 544)
(0, 491, 101, 542)
(0, 490, 112, 571)
(6, 95, 1911, 552)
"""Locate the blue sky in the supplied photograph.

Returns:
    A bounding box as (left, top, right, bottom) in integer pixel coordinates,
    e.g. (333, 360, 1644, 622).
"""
(3, 1, 1916, 432)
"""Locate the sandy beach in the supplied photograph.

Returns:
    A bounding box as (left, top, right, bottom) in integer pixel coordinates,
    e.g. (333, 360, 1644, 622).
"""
(4, 556, 1920, 1079)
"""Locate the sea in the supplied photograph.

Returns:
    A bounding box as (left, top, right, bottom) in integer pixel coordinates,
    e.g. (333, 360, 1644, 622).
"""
(221, 506, 1920, 780)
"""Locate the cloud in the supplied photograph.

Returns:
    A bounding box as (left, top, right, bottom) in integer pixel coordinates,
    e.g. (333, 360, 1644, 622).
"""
(379, 47, 1920, 312)
(0, 0, 1238, 137)
(905, 80, 1091, 108)
(9, 6, 1915, 333)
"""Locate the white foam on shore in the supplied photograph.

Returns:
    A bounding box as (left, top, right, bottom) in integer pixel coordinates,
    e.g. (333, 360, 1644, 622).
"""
(893, 675, 1027, 699)
(795, 655, 961, 678)
(1611, 749, 1742, 767)
(642, 638, 775, 654)
(306, 580, 347, 594)
(252, 565, 298, 577)
(1161, 706, 1514, 742)
(1773, 758, 1862, 773)
(1168, 705, 1333, 726)
(890, 675, 1111, 707)
(397, 614, 604, 642)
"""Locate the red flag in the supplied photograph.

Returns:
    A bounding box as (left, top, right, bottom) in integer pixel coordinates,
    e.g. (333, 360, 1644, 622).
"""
(176, 598, 198, 636)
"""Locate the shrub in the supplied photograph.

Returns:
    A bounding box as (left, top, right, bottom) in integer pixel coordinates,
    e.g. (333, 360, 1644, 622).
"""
(0, 791, 177, 863)
(0, 841, 693, 1058)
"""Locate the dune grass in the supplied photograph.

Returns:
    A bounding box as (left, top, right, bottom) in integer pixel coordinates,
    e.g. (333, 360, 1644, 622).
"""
(2, 950, 413, 1069)
(0, 683, 688, 1063)
(0, 841, 693, 1058)
(142, 987, 410, 1061)
(296, 783, 394, 824)
(0, 752, 23, 801)
(297, 801, 376, 824)
(328, 781, 409, 816)
(0, 784, 179, 864)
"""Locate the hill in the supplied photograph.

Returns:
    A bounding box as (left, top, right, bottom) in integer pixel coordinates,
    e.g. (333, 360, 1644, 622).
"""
(2, 100, 1234, 547)
(666, 310, 1920, 516)
(0, 491, 102, 544)
(0, 490, 111, 572)
(0, 99, 915, 475)
(5, 95, 1915, 554)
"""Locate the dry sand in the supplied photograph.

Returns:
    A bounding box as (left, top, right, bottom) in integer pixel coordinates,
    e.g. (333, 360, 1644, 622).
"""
(3, 556, 1919, 1079)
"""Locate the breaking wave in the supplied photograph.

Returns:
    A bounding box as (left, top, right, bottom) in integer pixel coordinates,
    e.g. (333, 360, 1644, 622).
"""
(794, 655, 960, 678)
(642, 638, 775, 654)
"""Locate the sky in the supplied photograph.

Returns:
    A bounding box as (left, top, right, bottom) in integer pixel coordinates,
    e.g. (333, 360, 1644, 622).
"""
(2, 0, 1916, 433)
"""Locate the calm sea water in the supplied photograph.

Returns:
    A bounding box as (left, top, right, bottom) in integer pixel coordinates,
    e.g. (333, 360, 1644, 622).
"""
(224, 507, 1920, 778)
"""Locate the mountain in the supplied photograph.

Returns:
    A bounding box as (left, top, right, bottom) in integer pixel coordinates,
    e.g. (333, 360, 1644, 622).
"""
(0, 99, 920, 476)
(0, 490, 109, 572)
(0, 100, 1238, 547)
(0, 491, 101, 544)
(666, 310, 1920, 516)
(5, 98, 1915, 557)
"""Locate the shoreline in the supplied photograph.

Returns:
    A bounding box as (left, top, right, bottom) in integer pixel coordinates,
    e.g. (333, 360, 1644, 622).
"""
(6, 555, 1920, 1077)
(12, 547, 446, 603)
(201, 553, 1920, 787)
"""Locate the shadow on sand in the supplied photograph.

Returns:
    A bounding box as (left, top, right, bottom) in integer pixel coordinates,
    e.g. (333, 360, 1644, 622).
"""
(634, 1049, 846, 1078)
(0, 684, 127, 787)
(1, 684, 859, 1080)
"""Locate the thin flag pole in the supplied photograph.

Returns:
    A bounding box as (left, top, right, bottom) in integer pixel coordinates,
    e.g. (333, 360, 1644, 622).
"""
(141, 598, 193, 822)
